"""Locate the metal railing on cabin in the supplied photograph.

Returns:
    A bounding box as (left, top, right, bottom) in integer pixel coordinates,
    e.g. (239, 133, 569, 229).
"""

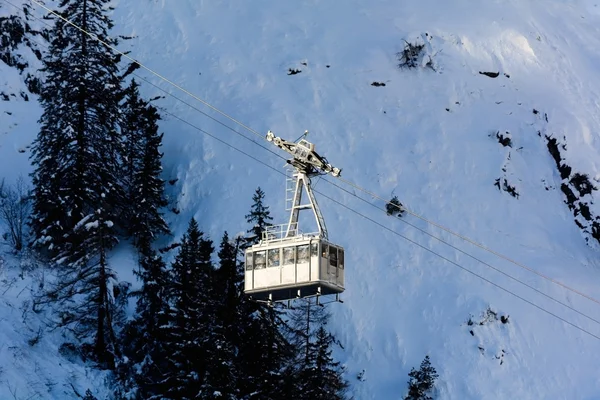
(260, 223, 320, 244)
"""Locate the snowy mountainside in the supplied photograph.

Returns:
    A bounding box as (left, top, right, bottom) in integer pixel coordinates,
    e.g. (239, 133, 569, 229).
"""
(2, 0, 600, 398)
(0, 0, 46, 184)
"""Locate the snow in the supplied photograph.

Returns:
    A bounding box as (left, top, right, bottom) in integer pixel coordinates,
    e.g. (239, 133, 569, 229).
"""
(0, 248, 112, 399)
(85, 221, 99, 230)
(1, 0, 600, 398)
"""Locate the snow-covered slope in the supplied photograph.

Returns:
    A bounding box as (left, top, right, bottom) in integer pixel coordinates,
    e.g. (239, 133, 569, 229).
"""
(2, 0, 600, 398)
(0, 247, 114, 399)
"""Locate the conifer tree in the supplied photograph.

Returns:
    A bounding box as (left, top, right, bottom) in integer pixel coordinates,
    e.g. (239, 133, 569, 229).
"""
(236, 304, 295, 399)
(405, 355, 439, 400)
(288, 299, 348, 399)
(213, 231, 266, 398)
(120, 79, 169, 249)
(39, 205, 121, 367)
(236, 187, 296, 398)
(201, 323, 237, 399)
(30, 0, 125, 257)
(119, 246, 171, 399)
(29, 0, 127, 369)
(297, 326, 349, 400)
(158, 218, 215, 399)
(288, 297, 330, 365)
(244, 186, 273, 248)
(192, 233, 238, 399)
(216, 231, 243, 330)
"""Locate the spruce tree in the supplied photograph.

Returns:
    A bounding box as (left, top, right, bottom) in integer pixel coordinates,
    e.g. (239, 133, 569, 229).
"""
(40, 205, 121, 367)
(236, 187, 297, 398)
(405, 355, 439, 400)
(28, 0, 127, 369)
(288, 299, 348, 399)
(288, 297, 330, 366)
(193, 231, 238, 399)
(243, 186, 273, 248)
(118, 247, 171, 399)
(297, 326, 348, 400)
(215, 230, 260, 398)
(159, 218, 215, 399)
(120, 79, 169, 249)
(213, 230, 277, 399)
(216, 231, 243, 330)
(236, 303, 295, 399)
(30, 0, 124, 256)
(201, 322, 237, 399)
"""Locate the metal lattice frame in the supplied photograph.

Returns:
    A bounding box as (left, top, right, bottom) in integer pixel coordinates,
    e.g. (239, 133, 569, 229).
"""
(285, 170, 328, 240)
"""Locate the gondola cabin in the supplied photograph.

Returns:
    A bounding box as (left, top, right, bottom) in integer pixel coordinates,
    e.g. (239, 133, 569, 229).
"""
(244, 225, 345, 302)
(244, 130, 345, 304)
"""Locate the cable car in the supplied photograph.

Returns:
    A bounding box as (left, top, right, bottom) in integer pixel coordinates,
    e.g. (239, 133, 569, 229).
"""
(244, 131, 345, 305)
(244, 224, 345, 303)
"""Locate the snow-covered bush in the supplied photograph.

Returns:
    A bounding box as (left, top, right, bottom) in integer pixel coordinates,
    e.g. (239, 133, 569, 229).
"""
(397, 34, 438, 71)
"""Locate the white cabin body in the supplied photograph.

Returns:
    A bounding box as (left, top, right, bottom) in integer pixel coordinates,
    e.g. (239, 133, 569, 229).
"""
(244, 233, 345, 302)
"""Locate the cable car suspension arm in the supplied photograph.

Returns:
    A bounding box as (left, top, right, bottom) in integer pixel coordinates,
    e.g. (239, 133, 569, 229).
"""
(266, 130, 341, 177)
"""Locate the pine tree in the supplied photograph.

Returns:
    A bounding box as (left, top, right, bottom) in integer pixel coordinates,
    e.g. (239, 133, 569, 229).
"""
(120, 79, 169, 249)
(196, 231, 238, 399)
(39, 205, 121, 367)
(236, 188, 297, 398)
(118, 247, 171, 399)
(201, 324, 237, 400)
(289, 299, 348, 399)
(288, 297, 329, 366)
(236, 303, 295, 399)
(297, 326, 348, 400)
(243, 187, 273, 248)
(28, 0, 127, 369)
(405, 355, 439, 400)
(159, 218, 215, 399)
(30, 0, 125, 257)
(216, 231, 243, 330)
(215, 230, 265, 398)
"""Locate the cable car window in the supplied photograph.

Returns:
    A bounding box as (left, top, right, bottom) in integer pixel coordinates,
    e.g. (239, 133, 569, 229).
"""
(329, 246, 338, 267)
(311, 242, 318, 257)
(339, 249, 344, 269)
(246, 252, 253, 271)
(283, 247, 295, 265)
(297, 245, 309, 263)
(268, 249, 280, 267)
(322, 244, 328, 258)
(254, 251, 266, 269)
